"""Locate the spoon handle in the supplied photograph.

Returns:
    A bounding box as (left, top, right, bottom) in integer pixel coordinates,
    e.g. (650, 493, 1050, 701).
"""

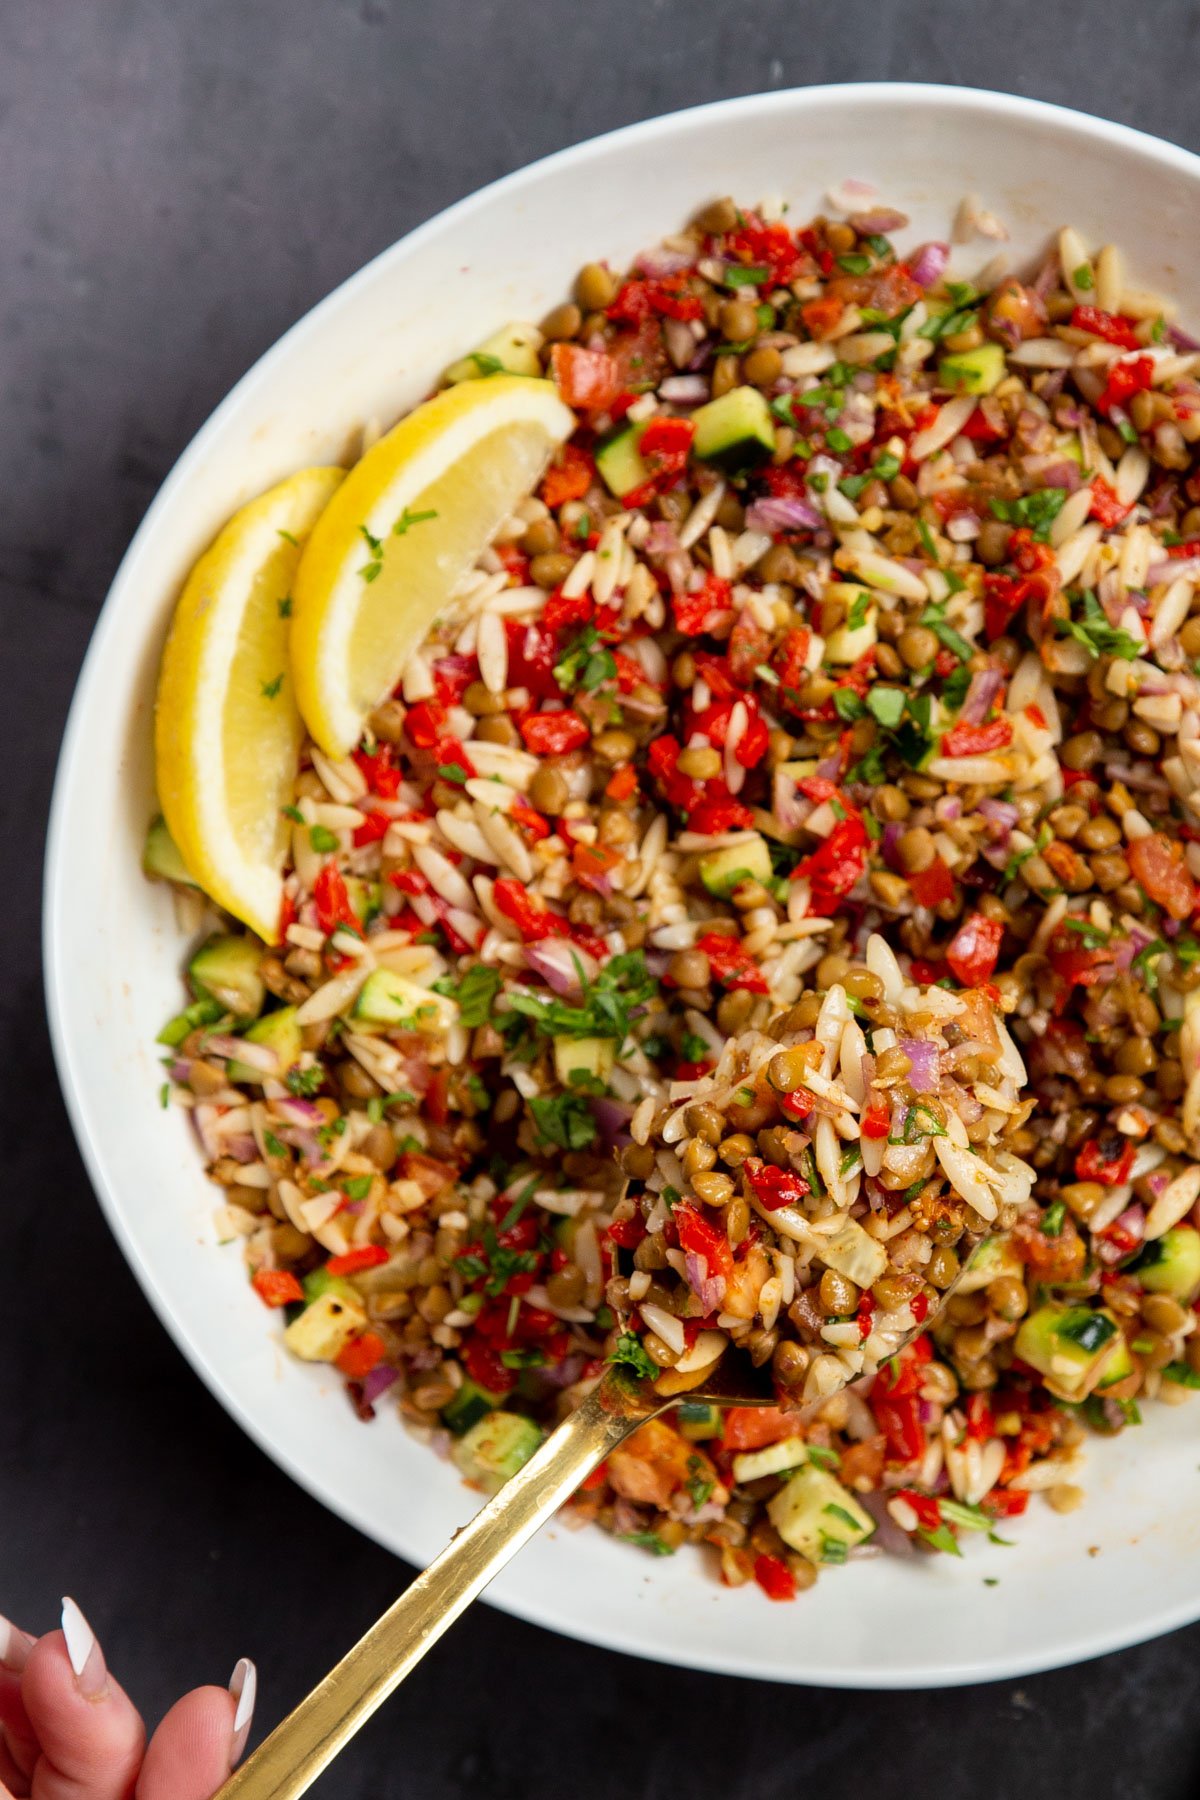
(215, 1381, 643, 1798)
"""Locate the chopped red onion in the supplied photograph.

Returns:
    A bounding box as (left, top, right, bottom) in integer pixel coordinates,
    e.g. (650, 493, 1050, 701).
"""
(1098, 1205, 1145, 1264)
(222, 1134, 259, 1164)
(361, 1365, 398, 1404)
(591, 1095, 633, 1149)
(168, 1059, 192, 1085)
(277, 1125, 325, 1166)
(881, 821, 905, 872)
(858, 1490, 915, 1555)
(1029, 456, 1081, 492)
(946, 511, 981, 543)
(204, 1033, 276, 1071)
(524, 939, 596, 995)
(851, 208, 909, 234)
(684, 1251, 726, 1316)
(976, 796, 1020, 837)
(274, 1096, 326, 1128)
(1168, 323, 1200, 352)
(773, 767, 808, 834)
(899, 1038, 940, 1093)
(960, 668, 1005, 727)
(658, 374, 710, 405)
(636, 245, 695, 277)
(909, 241, 950, 288)
(1147, 556, 1200, 586)
(934, 795, 963, 825)
(745, 495, 823, 534)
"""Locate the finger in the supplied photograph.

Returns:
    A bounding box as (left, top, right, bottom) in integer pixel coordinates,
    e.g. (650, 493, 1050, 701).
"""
(0, 1615, 37, 1793)
(20, 1600, 146, 1800)
(136, 1661, 255, 1800)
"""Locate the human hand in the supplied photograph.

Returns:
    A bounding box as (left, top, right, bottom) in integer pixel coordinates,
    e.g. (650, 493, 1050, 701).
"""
(1, 1598, 254, 1799)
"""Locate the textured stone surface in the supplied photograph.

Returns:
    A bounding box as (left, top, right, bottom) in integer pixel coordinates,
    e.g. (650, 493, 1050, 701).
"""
(4, 3, 1200, 1793)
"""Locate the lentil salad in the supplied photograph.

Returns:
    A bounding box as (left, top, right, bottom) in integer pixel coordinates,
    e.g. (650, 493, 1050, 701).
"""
(146, 188, 1200, 1601)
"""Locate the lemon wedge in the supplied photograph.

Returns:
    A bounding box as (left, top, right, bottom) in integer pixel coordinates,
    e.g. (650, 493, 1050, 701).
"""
(291, 376, 574, 756)
(154, 466, 344, 941)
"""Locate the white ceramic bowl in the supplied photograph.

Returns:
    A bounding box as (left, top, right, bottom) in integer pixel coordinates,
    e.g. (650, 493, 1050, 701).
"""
(46, 83, 1200, 1687)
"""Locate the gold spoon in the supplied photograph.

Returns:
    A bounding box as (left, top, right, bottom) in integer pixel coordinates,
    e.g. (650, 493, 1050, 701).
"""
(212, 1227, 983, 1798)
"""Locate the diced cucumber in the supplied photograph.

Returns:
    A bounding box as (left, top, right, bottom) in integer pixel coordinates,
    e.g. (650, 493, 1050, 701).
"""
(824, 591, 878, 665)
(441, 1376, 513, 1436)
(1097, 1329, 1133, 1390)
(938, 342, 1005, 396)
(452, 1410, 544, 1493)
(692, 386, 776, 469)
(596, 422, 651, 498)
(353, 968, 457, 1033)
(819, 1218, 888, 1290)
(553, 1035, 615, 1088)
(1014, 1303, 1123, 1399)
(675, 1400, 722, 1440)
(767, 1464, 875, 1560)
(189, 934, 265, 1022)
(283, 1288, 367, 1362)
(956, 1231, 1023, 1296)
(156, 996, 224, 1048)
(228, 1005, 302, 1084)
(1131, 1226, 1200, 1301)
(731, 1436, 808, 1484)
(445, 322, 543, 383)
(143, 815, 197, 887)
(699, 833, 773, 898)
(302, 1267, 360, 1308)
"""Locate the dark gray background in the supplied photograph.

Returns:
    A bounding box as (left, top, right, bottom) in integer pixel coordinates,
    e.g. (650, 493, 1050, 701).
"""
(4, 2, 1199, 1795)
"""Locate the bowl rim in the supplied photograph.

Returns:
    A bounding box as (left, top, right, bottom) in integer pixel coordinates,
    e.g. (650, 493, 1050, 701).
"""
(44, 80, 1200, 1687)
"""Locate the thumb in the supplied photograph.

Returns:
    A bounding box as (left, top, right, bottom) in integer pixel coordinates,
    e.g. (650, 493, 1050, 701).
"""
(136, 1662, 255, 1800)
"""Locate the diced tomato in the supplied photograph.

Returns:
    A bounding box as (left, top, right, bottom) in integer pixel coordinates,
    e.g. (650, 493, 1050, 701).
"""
(549, 342, 622, 412)
(313, 863, 360, 938)
(946, 912, 1004, 987)
(639, 416, 696, 459)
(336, 1331, 387, 1380)
(772, 626, 812, 696)
(1127, 831, 1197, 921)
(1089, 475, 1133, 528)
(672, 575, 734, 636)
(1076, 1136, 1136, 1187)
(492, 877, 571, 941)
(1097, 354, 1155, 417)
(800, 294, 845, 339)
(940, 717, 1013, 758)
(252, 1269, 304, 1308)
(606, 274, 703, 324)
(721, 1405, 802, 1451)
(1071, 305, 1142, 350)
(687, 797, 755, 834)
(753, 1553, 797, 1602)
(673, 1203, 734, 1283)
(960, 405, 1005, 443)
(326, 1245, 391, 1276)
(907, 856, 955, 910)
(605, 763, 639, 802)
(693, 930, 769, 994)
(741, 1156, 810, 1211)
(519, 709, 590, 755)
(861, 1102, 890, 1140)
(540, 445, 595, 509)
(1048, 938, 1117, 991)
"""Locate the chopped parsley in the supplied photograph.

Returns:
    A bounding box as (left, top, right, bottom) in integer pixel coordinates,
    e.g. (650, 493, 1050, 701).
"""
(505, 950, 655, 1046)
(1063, 917, 1110, 950)
(260, 674, 284, 699)
(468, 351, 504, 376)
(724, 263, 770, 286)
(527, 1092, 598, 1151)
(554, 623, 617, 693)
(341, 1175, 373, 1202)
(1060, 590, 1142, 661)
(277, 595, 293, 617)
(621, 1531, 676, 1556)
(836, 252, 872, 275)
(440, 963, 502, 1029)
(393, 506, 438, 536)
(358, 523, 384, 582)
(263, 1130, 286, 1158)
(686, 1454, 715, 1509)
(277, 528, 299, 546)
(159, 1081, 170, 1109)
(1073, 264, 1094, 291)
(681, 1030, 710, 1062)
(866, 686, 906, 730)
(826, 426, 853, 453)
(609, 1333, 658, 1380)
(918, 1522, 963, 1557)
(286, 1064, 324, 1098)
(309, 824, 339, 854)
(436, 761, 470, 785)
(1040, 1201, 1067, 1237)
(989, 488, 1068, 543)
(847, 590, 872, 631)
(919, 601, 974, 664)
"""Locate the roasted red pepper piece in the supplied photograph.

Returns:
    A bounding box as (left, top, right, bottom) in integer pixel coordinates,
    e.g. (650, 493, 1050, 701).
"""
(1071, 305, 1141, 349)
(519, 710, 590, 755)
(741, 1157, 810, 1211)
(313, 863, 360, 938)
(539, 444, 595, 509)
(946, 913, 1004, 987)
(753, 1553, 797, 1602)
(673, 1202, 735, 1282)
(1097, 354, 1155, 416)
(1076, 1136, 1136, 1186)
(672, 575, 734, 636)
(791, 814, 869, 915)
(252, 1269, 304, 1308)
(692, 930, 769, 994)
(326, 1245, 391, 1276)
(492, 877, 571, 941)
(940, 717, 1013, 758)
(336, 1331, 387, 1380)
(1127, 831, 1197, 921)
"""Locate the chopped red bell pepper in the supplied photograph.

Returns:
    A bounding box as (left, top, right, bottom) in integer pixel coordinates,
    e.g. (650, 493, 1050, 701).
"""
(872, 1395, 925, 1463)
(519, 709, 590, 755)
(605, 763, 639, 802)
(861, 1102, 890, 1140)
(965, 1393, 995, 1442)
(542, 589, 594, 634)
(673, 1202, 735, 1282)
(672, 575, 734, 636)
(753, 1553, 797, 1602)
(252, 1269, 304, 1308)
(510, 796, 551, 841)
(1076, 1137, 1136, 1187)
(742, 1157, 810, 1211)
(1127, 831, 1197, 921)
(791, 814, 869, 915)
(693, 930, 769, 994)
(1071, 305, 1142, 350)
(352, 742, 403, 799)
(313, 863, 360, 938)
(336, 1331, 387, 1380)
(940, 717, 1013, 758)
(404, 699, 449, 748)
(326, 1245, 390, 1276)
(687, 796, 755, 834)
(492, 877, 571, 941)
(639, 415, 696, 459)
(981, 1487, 1029, 1518)
(504, 618, 562, 698)
(540, 444, 595, 509)
(353, 810, 392, 849)
(722, 218, 804, 282)
(772, 626, 812, 695)
(906, 856, 955, 910)
(1097, 354, 1155, 417)
(946, 912, 1004, 987)
(1089, 475, 1133, 528)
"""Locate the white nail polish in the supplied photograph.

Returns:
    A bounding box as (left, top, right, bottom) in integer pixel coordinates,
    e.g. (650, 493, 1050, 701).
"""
(229, 1656, 257, 1763)
(0, 1612, 32, 1673)
(60, 1597, 106, 1697)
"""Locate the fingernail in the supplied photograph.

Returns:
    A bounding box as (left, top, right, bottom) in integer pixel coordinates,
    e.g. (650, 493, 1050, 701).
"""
(61, 1598, 107, 1699)
(229, 1656, 257, 1764)
(0, 1613, 33, 1674)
